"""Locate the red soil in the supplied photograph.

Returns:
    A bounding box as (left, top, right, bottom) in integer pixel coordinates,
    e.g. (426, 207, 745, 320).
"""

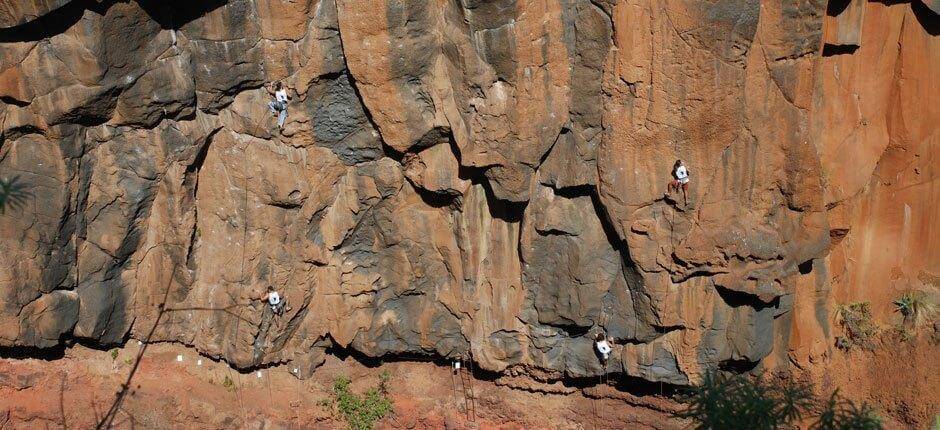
(0, 342, 679, 429)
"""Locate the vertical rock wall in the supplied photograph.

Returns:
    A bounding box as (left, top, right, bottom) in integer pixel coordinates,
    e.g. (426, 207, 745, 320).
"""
(0, 0, 936, 386)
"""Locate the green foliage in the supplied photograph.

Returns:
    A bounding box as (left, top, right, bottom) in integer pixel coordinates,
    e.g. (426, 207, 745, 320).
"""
(222, 375, 235, 391)
(811, 390, 882, 430)
(675, 372, 813, 429)
(378, 370, 391, 393)
(893, 291, 936, 327)
(676, 372, 883, 430)
(835, 302, 878, 350)
(890, 324, 915, 343)
(110, 348, 119, 361)
(0, 175, 31, 215)
(330, 374, 393, 430)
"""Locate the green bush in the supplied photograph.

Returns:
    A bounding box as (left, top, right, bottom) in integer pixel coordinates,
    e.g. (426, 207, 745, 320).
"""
(835, 302, 878, 350)
(222, 375, 235, 391)
(330, 374, 393, 430)
(676, 372, 882, 430)
(893, 291, 936, 327)
(110, 348, 119, 361)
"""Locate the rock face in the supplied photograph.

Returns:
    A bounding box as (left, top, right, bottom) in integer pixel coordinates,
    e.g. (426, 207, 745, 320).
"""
(0, 0, 936, 386)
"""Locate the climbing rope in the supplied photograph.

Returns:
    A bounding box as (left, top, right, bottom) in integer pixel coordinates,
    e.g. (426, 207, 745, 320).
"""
(451, 361, 460, 413)
(266, 369, 274, 400)
(227, 307, 247, 423)
(240, 152, 250, 285)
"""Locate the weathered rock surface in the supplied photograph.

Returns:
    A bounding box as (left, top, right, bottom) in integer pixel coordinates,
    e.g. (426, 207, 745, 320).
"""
(0, 0, 936, 388)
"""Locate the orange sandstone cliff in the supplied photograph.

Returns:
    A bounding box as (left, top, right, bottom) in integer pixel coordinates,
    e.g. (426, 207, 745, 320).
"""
(0, 0, 936, 424)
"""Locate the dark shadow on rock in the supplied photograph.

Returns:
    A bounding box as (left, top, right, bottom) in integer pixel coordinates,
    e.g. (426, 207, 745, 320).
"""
(136, 0, 230, 30)
(826, 0, 852, 16)
(0, 0, 114, 42)
(821, 43, 859, 56)
(324, 337, 454, 369)
(714, 285, 780, 310)
(0, 344, 67, 360)
(912, 0, 939, 35)
(409, 181, 461, 208)
(457, 163, 527, 223)
(798, 259, 814, 275)
(717, 358, 760, 373)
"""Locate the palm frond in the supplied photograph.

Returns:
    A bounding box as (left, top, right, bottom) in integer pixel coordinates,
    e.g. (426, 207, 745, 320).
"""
(0, 175, 32, 214)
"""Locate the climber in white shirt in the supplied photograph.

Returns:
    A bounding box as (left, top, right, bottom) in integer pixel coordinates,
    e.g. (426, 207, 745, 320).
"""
(667, 159, 691, 205)
(595, 333, 612, 362)
(268, 81, 290, 129)
(262, 286, 283, 315)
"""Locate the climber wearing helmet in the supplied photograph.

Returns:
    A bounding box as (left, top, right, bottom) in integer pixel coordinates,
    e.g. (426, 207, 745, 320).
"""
(268, 81, 290, 129)
(667, 159, 690, 205)
(594, 333, 611, 362)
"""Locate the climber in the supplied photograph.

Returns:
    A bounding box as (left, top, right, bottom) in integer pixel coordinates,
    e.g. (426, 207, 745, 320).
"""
(267, 81, 290, 129)
(262, 286, 283, 315)
(594, 333, 611, 362)
(667, 159, 690, 205)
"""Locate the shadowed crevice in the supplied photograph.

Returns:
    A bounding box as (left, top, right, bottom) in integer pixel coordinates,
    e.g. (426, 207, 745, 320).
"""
(182, 127, 220, 272)
(821, 43, 859, 56)
(798, 259, 814, 275)
(717, 358, 760, 373)
(0, 96, 29, 107)
(714, 285, 780, 310)
(456, 164, 527, 223)
(409, 181, 461, 208)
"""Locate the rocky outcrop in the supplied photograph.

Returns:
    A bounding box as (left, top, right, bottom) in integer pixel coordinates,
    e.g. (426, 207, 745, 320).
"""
(0, 0, 936, 388)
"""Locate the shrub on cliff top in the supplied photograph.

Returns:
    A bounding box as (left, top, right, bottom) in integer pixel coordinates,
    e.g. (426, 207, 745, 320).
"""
(676, 372, 882, 430)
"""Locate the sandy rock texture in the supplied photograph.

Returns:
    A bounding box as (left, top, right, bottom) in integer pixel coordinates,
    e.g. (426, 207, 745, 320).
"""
(0, 0, 936, 388)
